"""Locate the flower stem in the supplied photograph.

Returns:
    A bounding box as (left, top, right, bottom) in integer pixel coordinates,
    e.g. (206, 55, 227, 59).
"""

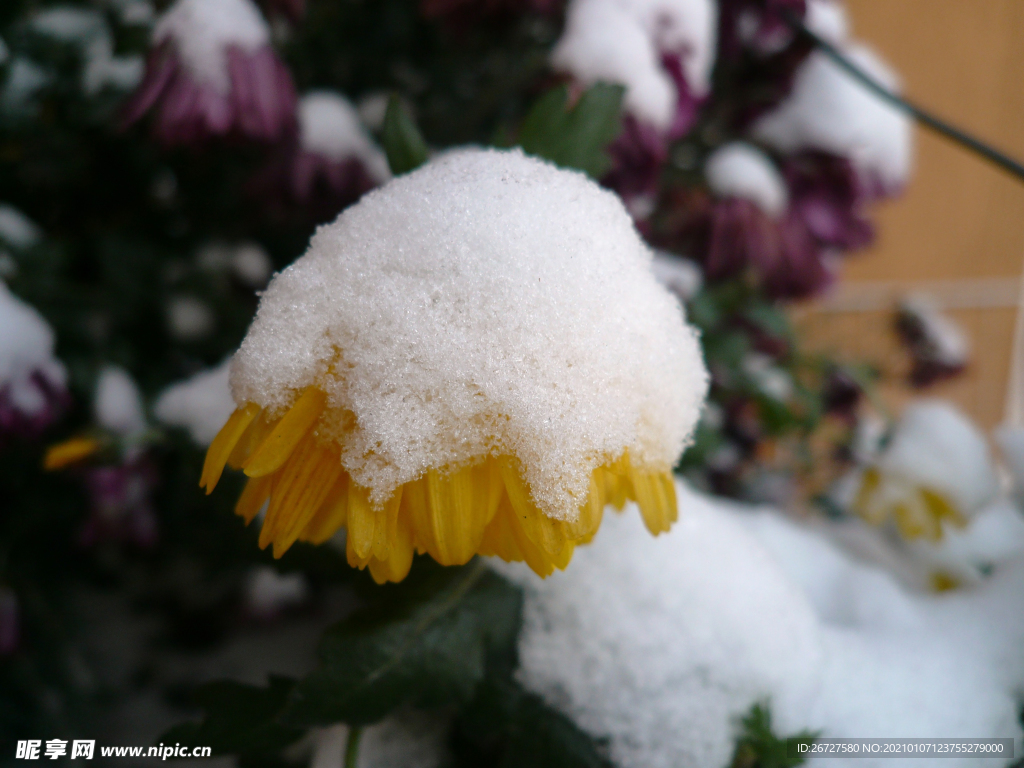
(345, 727, 362, 768)
(784, 11, 1024, 185)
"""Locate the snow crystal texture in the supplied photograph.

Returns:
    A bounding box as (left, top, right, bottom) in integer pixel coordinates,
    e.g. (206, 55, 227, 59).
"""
(753, 44, 912, 192)
(231, 148, 708, 518)
(704, 142, 788, 217)
(154, 0, 269, 92)
(552, 0, 717, 130)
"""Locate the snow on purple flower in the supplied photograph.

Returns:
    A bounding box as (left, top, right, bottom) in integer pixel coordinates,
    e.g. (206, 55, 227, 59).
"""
(253, 92, 390, 221)
(121, 0, 297, 146)
(0, 281, 68, 443)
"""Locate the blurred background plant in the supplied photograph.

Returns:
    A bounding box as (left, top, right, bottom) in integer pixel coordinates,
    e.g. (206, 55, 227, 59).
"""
(3, 0, 1024, 765)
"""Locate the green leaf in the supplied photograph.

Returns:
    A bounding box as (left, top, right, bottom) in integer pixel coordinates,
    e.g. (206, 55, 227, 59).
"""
(281, 559, 522, 727)
(159, 676, 304, 757)
(381, 95, 430, 176)
(449, 677, 614, 768)
(517, 83, 625, 178)
(729, 701, 817, 768)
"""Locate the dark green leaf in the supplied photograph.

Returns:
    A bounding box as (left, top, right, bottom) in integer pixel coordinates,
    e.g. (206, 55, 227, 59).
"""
(729, 701, 817, 768)
(381, 95, 430, 176)
(449, 677, 614, 768)
(159, 676, 303, 757)
(281, 559, 522, 727)
(517, 83, 625, 178)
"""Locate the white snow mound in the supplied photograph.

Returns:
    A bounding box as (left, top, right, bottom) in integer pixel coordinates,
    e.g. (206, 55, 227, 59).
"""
(230, 148, 709, 518)
(499, 483, 1024, 768)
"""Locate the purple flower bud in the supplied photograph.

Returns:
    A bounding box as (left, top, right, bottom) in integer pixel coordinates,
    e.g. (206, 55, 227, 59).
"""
(121, 0, 297, 146)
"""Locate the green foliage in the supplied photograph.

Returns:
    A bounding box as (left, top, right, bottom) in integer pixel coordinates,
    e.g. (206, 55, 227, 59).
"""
(381, 95, 430, 176)
(448, 677, 614, 768)
(729, 702, 817, 768)
(516, 83, 625, 178)
(281, 558, 522, 726)
(161, 676, 304, 757)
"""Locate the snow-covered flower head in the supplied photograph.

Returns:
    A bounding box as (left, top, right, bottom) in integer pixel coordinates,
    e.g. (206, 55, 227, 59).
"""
(753, 43, 912, 194)
(202, 148, 708, 583)
(552, 0, 717, 203)
(0, 280, 68, 441)
(692, 142, 833, 298)
(854, 401, 998, 541)
(895, 293, 969, 388)
(121, 0, 297, 145)
(255, 92, 390, 219)
(553, 0, 717, 132)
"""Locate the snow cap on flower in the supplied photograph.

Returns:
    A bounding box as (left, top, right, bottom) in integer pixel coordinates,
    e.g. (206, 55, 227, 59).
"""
(95, 366, 146, 438)
(896, 293, 969, 388)
(856, 400, 998, 540)
(155, 360, 235, 446)
(0, 204, 42, 251)
(122, 0, 296, 145)
(704, 142, 788, 217)
(804, 0, 848, 44)
(753, 44, 912, 193)
(208, 148, 708, 581)
(651, 251, 703, 302)
(551, 0, 717, 131)
(299, 92, 390, 183)
(0, 280, 67, 438)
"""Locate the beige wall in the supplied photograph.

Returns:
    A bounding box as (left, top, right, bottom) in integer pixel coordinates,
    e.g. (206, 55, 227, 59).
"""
(794, 0, 1024, 428)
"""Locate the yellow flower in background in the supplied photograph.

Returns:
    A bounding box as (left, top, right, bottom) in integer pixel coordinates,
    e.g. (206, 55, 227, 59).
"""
(203, 148, 708, 583)
(853, 400, 997, 542)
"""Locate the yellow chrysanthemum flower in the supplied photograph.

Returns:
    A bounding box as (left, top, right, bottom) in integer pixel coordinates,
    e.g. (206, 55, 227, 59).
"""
(852, 400, 997, 542)
(203, 149, 708, 583)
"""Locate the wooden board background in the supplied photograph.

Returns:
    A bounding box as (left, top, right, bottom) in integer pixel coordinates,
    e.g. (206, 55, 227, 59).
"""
(793, 0, 1024, 428)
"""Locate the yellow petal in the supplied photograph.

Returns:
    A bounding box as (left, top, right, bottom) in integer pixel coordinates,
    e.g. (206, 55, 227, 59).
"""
(243, 388, 326, 478)
(372, 489, 404, 561)
(368, 511, 415, 584)
(424, 463, 499, 566)
(346, 481, 376, 561)
(561, 470, 606, 541)
(43, 437, 102, 471)
(630, 467, 676, 536)
(236, 475, 273, 524)
(200, 403, 260, 492)
(273, 447, 344, 557)
(228, 410, 276, 469)
(298, 475, 349, 544)
(498, 458, 569, 556)
(258, 434, 321, 550)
